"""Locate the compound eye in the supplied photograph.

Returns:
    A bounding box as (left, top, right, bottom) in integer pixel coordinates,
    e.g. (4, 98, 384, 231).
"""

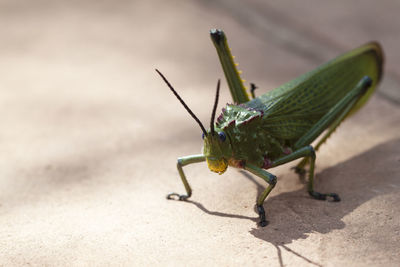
(218, 132, 226, 142)
(202, 132, 205, 139)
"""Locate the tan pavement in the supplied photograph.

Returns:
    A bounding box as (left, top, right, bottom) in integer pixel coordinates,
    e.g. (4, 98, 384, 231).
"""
(0, 1, 399, 266)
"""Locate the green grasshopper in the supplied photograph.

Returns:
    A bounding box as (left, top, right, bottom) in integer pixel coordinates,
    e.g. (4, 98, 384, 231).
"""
(156, 29, 383, 227)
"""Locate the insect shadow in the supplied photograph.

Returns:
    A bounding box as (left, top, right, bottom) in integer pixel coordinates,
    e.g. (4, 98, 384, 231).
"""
(186, 138, 400, 266)
(248, 138, 400, 240)
(249, 138, 400, 265)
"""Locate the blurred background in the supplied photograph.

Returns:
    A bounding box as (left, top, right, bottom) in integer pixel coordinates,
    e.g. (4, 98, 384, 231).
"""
(0, 0, 399, 266)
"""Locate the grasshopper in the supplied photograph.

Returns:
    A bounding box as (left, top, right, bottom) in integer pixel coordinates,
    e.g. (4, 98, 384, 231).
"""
(157, 29, 383, 227)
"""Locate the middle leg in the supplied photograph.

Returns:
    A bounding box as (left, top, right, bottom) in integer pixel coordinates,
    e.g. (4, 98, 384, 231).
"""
(270, 146, 340, 201)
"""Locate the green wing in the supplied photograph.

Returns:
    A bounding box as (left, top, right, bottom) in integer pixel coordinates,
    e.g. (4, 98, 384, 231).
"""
(246, 42, 384, 142)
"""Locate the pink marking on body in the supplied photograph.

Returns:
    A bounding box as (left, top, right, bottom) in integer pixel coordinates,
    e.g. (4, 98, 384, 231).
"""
(217, 113, 224, 122)
(237, 160, 244, 168)
(262, 157, 272, 169)
(283, 147, 293, 155)
(228, 159, 244, 169)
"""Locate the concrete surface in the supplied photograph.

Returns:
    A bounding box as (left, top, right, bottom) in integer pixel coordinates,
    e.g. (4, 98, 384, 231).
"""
(0, 0, 399, 266)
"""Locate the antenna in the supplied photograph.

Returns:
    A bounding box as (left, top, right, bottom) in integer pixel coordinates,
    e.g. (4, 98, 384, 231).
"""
(155, 69, 208, 137)
(210, 79, 220, 135)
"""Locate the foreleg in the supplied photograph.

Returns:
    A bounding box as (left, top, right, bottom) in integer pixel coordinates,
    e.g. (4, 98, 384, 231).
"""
(245, 163, 277, 227)
(166, 154, 205, 201)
